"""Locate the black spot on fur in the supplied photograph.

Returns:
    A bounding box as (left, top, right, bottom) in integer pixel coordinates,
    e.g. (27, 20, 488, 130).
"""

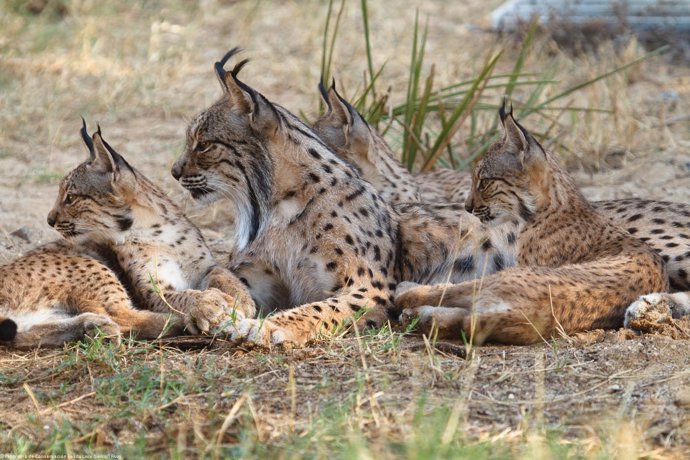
(493, 253, 505, 271)
(454, 256, 475, 274)
(373, 296, 387, 306)
(346, 186, 366, 201)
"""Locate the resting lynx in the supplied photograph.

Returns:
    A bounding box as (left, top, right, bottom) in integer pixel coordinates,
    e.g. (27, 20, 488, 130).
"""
(1, 121, 255, 348)
(313, 83, 690, 293)
(394, 106, 668, 344)
(0, 240, 185, 348)
(171, 49, 519, 346)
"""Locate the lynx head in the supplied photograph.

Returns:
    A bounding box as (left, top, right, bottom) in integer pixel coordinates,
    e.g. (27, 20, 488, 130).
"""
(171, 48, 276, 250)
(313, 81, 372, 165)
(47, 120, 136, 240)
(465, 104, 548, 224)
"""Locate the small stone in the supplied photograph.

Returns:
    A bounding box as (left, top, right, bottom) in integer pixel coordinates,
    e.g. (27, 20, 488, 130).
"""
(609, 384, 622, 393)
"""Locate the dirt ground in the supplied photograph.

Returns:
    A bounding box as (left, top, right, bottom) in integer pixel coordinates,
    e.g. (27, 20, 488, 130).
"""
(0, 0, 689, 457)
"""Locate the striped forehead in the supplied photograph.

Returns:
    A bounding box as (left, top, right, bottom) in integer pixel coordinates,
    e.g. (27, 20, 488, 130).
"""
(62, 162, 113, 195)
(187, 112, 207, 139)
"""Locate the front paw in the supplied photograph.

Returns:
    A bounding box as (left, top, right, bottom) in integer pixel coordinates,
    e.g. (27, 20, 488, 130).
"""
(185, 289, 238, 334)
(230, 318, 299, 347)
(399, 305, 436, 332)
(81, 313, 122, 345)
(354, 307, 391, 330)
(219, 289, 256, 319)
(624, 293, 672, 328)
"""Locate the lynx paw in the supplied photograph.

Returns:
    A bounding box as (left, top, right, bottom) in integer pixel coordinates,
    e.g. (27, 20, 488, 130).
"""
(354, 306, 391, 330)
(185, 289, 242, 334)
(400, 305, 438, 332)
(400, 306, 471, 340)
(81, 313, 122, 344)
(624, 293, 673, 328)
(230, 318, 299, 347)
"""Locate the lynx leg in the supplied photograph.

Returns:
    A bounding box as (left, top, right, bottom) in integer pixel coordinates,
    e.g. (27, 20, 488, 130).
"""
(394, 281, 478, 310)
(107, 308, 185, 339)
(400, 300, 545, 345)
(10, 312, 121, 349)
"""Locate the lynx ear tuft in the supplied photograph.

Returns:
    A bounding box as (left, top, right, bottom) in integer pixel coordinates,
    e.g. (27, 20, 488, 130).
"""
(213, 49, 279, 135)
(499, 100, 528, 155)
(498, 98, 513, 125)
(214, 47, 243, 92)
(80, 117, 96, 160)
(318, 77, 330, 109)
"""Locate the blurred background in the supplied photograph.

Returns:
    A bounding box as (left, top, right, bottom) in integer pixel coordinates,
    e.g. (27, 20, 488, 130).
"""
(1, 0, 689, 252)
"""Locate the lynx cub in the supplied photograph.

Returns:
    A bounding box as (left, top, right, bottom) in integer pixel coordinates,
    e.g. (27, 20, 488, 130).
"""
(1, 121, 255, 348)
(395, 106, 668, 344)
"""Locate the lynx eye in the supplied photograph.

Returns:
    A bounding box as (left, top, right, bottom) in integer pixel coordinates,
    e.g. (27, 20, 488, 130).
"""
(196, 141, 212, 152)
(64, 193, 75, 205)
(478, 179, 491, 191)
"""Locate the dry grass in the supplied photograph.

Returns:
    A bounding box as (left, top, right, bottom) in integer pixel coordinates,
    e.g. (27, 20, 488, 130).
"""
(1, 0, 689, 457)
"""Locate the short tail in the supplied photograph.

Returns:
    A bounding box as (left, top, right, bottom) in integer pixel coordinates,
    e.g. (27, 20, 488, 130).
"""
(0, 317, 18, 342)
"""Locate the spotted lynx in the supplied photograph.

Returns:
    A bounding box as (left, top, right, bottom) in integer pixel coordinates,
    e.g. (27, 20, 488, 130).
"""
(0, 239, 185, 348)
(313, 83, 690, 293)
(394, 107, 669, 344)
(171, 49, 522, 346)
(0, 122, 255, 349)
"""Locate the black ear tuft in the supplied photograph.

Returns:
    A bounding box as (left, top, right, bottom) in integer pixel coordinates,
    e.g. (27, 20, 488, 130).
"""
(498, 97, 514, 123)
(215, 47, 243, 89)
(318, 78, 330, 107)
(80, 117, 95, 156)
(231, 58, 250, 77)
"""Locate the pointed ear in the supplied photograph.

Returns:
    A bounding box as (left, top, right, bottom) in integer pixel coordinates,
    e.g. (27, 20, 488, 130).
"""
(216, 54, 253, 114)
(322, 80, 353, 130)
(215, 50, 278, 135)
(327, 83, 371, 157)
(499, 102, 528, 160)
(90, 126, 120, 179)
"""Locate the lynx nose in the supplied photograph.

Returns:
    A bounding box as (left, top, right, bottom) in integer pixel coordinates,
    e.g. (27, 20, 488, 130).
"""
(464, 199, 474, 213)
(171, 163, 182, 180)
(47, 211, 57, 227)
